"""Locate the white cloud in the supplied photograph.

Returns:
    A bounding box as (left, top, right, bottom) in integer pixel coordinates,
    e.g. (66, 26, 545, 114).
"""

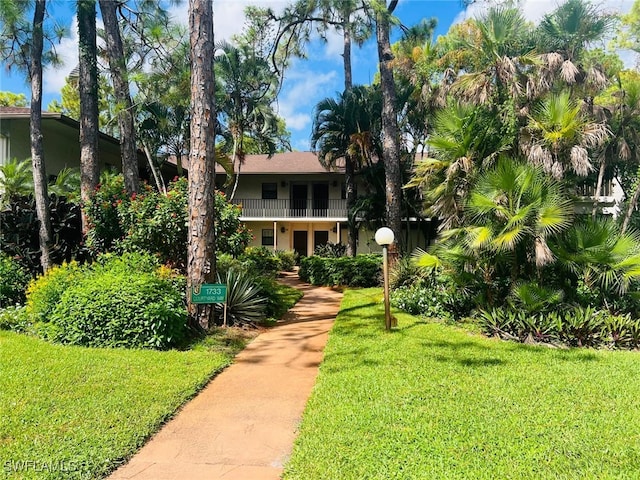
(455, 0, 633, 27)
(43, 15, 79, 95)
(276, 67, 338, 134)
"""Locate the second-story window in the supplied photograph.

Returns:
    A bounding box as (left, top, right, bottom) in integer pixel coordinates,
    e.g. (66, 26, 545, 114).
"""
(262, 182, 278, 199)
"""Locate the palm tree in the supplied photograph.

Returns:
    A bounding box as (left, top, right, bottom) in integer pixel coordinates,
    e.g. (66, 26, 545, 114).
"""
(406, 101, 511, 229)
(0, 159, 33, 206)
(537, 0, 614, 69)
(215, 41, 280, 201)
(552, 217, 640, 296)
(523, 90, 609, 180)
(311, 85, 381, 256)
(416, 159, 573, 306)
(443, 6, 535, 106)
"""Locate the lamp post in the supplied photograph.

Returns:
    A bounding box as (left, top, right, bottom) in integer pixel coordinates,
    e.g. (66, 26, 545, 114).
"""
(375, 227, 395, 331)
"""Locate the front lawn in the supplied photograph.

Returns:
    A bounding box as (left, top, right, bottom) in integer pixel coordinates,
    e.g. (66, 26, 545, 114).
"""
(0, 329, 251, 479)
(284, 288, 640, 480)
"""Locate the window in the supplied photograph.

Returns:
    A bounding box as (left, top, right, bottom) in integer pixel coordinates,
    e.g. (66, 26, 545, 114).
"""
(262, 182, 277, 199)
(262, 229, 275, 246)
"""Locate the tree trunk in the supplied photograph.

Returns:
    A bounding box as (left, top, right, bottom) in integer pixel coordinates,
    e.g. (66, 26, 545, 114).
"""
(99, 0, 138, 195)
(78, 0, 100, 235)
(592, 156, 606, 219)
(30, 0, 52, 273)
(343, 21, 352, 91)
(188, 0, 217, 330)
(345, 154, 357, 256)
(621, 165, 640, 234)
(142, 142, 166, 195)
(376, 2, 403, 248)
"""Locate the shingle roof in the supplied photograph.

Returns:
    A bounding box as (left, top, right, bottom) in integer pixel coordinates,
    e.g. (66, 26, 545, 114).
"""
(167, 151, 345, 174)
(0, 106, 61, 118)
(223, 151, 343, 174)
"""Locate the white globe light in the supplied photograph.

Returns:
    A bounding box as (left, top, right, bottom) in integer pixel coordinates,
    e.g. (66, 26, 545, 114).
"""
(375, 227, 395, 246)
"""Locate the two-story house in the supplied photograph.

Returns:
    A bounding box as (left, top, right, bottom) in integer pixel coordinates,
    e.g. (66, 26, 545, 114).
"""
(220, 152, 347, 257)
(216, 151, 436, 256)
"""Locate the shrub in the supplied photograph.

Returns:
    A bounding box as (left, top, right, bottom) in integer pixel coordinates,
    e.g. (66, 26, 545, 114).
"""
(84, 174, 129, 254)
(390, 284, 450, 319)
(25, 261, 83, 322)
(0, 253, 31, 306)
(275, 250, 297, 271)
(389, 255, 429, 290)
(314, 242, 346, 258)
(299, 255, 381, 287)
(0, 194, 85, 275)
(93, 251, 160, 275)
(214, 269, 266, 327)
(85, 175, 252, 269)
(559, 306, 606, 347)
(240, 246, 283, 278)
(0, 305, 30, 332)
(48, 271, 187, 349)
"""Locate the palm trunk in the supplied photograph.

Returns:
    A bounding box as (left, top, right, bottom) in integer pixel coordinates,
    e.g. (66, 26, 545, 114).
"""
(345, 154, 356, 256)
(376, 1, 403, 248)
(142, 143, 166, 195)
(591, 156, 606, 219)
(78, 0, 100, 235)
(229, 135, 240, 201)
(621, 165, 640, 234)
(30, 0, 52, 273)
(99, 0, 139, 195)
(187, 0, 217, 330)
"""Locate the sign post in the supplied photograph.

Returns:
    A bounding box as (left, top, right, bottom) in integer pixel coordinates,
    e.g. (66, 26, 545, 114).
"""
(191, 284, 228, 326)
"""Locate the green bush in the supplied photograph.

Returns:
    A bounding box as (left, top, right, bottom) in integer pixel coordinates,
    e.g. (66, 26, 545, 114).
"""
(0, 305, 30, 332)
(93, 251, 160, 275)
(274, 250, 297, 271)
(26, 261, 82, 322)
(0, 194, 86, 275)
(299, 255, 381, 287)
(48, 271, 187, 349)
(85, 175, 252, 269)
(390, 284, 450, 319)
(240, 246, 283, 278)
(314, 242, 346, 258)
(475, 305, 640, 350)
(0, 253, 31, 306)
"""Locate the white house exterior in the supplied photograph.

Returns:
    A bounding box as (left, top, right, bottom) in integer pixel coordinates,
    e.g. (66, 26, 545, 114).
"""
(222, 152, 347, 257)
(219, 152, 435, 256)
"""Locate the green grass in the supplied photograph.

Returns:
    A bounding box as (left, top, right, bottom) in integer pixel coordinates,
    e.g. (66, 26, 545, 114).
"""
(0, 329, 252, 479)
(284, 288, 640, 480)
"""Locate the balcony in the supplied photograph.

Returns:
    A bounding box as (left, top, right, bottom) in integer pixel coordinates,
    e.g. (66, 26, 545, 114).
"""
(233, 198, 347, 220)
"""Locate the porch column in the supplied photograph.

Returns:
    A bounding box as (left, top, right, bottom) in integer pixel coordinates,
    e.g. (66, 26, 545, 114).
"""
(336, 222, 341, 244)
(273, 221, 278, 251)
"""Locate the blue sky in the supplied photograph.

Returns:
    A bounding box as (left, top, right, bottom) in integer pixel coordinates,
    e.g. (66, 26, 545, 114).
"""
(0, 0, 635, 151)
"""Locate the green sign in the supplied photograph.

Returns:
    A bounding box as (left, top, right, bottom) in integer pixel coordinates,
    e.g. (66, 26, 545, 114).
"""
(191, 283, 227, 304)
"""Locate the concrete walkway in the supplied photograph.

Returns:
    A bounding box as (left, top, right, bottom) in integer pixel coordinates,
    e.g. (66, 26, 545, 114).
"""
(109, 271, 343, 480)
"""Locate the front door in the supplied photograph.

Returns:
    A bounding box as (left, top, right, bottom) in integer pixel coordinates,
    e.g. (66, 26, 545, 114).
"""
(293, 231, 308, 257)
(314, 231, 329, 250)
(291, 184, 307, 217)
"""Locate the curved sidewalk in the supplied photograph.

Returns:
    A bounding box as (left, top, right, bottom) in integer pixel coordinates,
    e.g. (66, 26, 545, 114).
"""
(109, 271, 342, 480)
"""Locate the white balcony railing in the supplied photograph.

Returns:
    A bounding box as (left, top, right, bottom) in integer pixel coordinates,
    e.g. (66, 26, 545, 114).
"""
(233, 198, 347, 219)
